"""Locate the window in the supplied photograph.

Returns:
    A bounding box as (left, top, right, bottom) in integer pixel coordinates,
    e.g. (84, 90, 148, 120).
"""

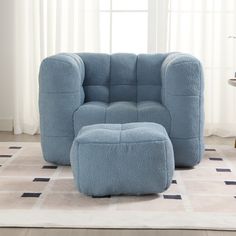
(99, 0, 148, 53)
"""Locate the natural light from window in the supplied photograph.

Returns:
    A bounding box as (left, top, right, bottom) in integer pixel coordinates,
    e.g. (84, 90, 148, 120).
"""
(99, 0, 148, 53)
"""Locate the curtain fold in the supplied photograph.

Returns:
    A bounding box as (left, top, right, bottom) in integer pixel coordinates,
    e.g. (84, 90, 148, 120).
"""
(13, 0, 100, 134)
(13, 0, 236, 137)
(168, 0, 236, 137)
(148, 0, 170, 52)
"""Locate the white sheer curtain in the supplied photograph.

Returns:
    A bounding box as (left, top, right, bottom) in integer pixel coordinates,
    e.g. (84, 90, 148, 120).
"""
(168, 0, 236, 137)
(13, 0, 236, 137)
(148, 0, 170, 52)
(13, 0, 100, 134)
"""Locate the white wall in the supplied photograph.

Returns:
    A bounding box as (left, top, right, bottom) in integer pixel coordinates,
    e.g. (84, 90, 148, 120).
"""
(0, 0, 15, 131)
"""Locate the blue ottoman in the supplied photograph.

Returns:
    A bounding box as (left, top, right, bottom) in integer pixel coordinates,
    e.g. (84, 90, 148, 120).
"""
(70, 122, 174, 197)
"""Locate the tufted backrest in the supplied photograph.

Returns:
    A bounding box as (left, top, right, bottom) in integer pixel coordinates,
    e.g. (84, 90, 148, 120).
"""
(78, 53, 168, 103)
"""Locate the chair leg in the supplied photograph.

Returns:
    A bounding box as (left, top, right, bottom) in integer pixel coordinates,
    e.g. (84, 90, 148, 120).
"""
(235, 139, 236, 148)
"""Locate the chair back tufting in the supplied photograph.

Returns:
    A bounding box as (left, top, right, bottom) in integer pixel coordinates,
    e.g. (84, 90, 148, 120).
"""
(78, 53, 168, 103)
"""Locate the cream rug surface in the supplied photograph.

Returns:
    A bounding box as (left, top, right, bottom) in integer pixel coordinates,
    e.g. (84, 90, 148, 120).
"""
(0, 142, 236, 230)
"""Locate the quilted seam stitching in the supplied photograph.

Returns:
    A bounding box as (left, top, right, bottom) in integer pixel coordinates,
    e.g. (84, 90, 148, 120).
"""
(76, 143, 82, 192)
(78, 140, 168, 145)
(197, 61, 202, 164)
(109, 55, 111, 102)
(163, 140, 169, 190)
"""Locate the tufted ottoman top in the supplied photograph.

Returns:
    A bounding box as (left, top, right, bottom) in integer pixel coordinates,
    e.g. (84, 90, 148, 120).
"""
(76, 122, 169, 144)
(70, 122, 174, 196)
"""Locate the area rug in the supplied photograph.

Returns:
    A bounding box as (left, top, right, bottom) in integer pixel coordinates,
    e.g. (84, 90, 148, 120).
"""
(0, 142, 236, 230)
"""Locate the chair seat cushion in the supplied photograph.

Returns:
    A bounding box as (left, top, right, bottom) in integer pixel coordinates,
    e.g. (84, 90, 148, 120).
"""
(70, 122, 174, 196)
(73, 101, 171, 135)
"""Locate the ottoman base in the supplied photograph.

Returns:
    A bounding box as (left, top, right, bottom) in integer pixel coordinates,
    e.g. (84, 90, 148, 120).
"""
(70, 122, 174, 197)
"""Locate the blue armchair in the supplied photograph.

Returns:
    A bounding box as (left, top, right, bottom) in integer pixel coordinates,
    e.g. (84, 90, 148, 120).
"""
(39, 53, 204, 167)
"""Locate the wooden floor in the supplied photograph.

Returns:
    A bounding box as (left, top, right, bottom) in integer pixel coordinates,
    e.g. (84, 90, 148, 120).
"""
(0, 131, 235, 236)
(0, 131, 40, 142)
(0, 228, 236, 236)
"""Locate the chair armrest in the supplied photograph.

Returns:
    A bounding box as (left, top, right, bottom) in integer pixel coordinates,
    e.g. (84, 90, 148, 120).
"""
(161, 52, 204, 138)
(161, 53, 204, 166)
(162, 53, 203, 99)
(39, 53, 84, 95)
(39, 53, 85, 164)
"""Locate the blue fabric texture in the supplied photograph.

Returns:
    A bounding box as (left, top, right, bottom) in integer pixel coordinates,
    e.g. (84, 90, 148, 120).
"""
(73, 101, 171, 135)
(39, 53, 85, 165)
(161, 53, 204, 167)
(70, 122, 174, 196)
(39, 52, 204, 167)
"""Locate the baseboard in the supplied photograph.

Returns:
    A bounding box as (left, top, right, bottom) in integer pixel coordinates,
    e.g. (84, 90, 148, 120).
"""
(0, 118, 13, 131)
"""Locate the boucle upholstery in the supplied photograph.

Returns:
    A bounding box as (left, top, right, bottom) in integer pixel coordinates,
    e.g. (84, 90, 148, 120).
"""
(39, 52, 204, 167)
(73, 101, 171, 135)
(70, 122, 174, 196)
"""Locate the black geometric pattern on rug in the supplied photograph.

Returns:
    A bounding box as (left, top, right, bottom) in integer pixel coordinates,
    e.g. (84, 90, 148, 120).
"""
(33, 178, 50, 182)
(205, 148, 216, 151)
(209, 157, 223, 161)
(0, 155, 12, 158)
(92, 195, 111, 198)
(21, 192, 41, 198)
(42, 165, 57, 169)
(0, 146, 236, 212)
(163, 194, 182, 200)
(216, 168, 231, 172)
(224, 181, 236, 185)
(8, 146, 22, 149)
